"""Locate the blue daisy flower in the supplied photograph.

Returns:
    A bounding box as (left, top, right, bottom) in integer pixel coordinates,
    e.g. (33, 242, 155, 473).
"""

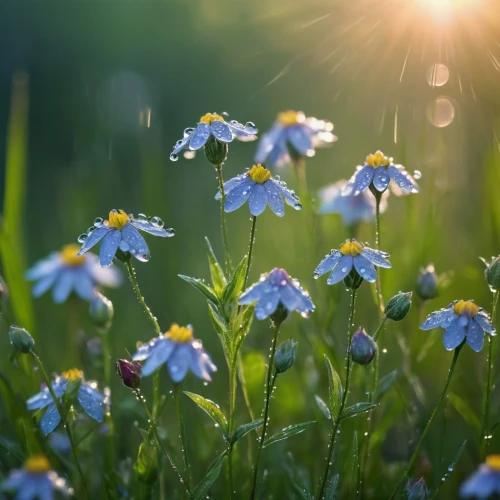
(132, 324, 217, 383)
(170, 112, 258, 161)
(25, 244, 121, 304)
(314, 238, 391, 285)
(317, 179, 389, 226)
(77, 210, 175, 268)
(420, 300, 495, 352)
(239, 268, 315, 320)
(255, 110, 337, 168)
(215, 164, 302, 216)
(460, 455, 500, 498)
(27, 369, 104, 436)
(1, 454, 71, 499)
(342, 150, 419, 197)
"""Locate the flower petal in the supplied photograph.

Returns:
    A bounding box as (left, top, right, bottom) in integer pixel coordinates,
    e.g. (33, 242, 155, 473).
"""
(255, 291, 280, 320)
(77, 226, 111, 256)
(227, 121, 258, 142)
(141, 339, 175, 376)
(274, 179, 301, 208)
(327, 255, 353, 285)
(474, 313, 496, 335)
(27, 382, 65, 411)
(188, 123, 211, 150)
(255, 124, 285, 164)
(360, 247, 392, 268)
(25, 254, 61, 281)
(77, 385, 104, 422)
(189, 344, 217, 381)
(286, 125, 312, 155)
(264, 180, 285, 216)
(342, 166, 375, 196)
(224, 177, 254, 213)
(442, 317, 466, 350)
(167, 345, 191, 382)
(121, 223, 150, 262)
(52, 270, 75, 303)
(353, 255, 377, 283)
(387, 165, 419, 194)
(279, 281, 314, 315)
(86, 256, 122, 288)
(420, 307, 456, 330)
(372, 167, 391, 192)
(466, 318, 485, 352)
(73, 268, 95, 301)
(249, 183, 269, 216)
(239, 280, 274, 305)
(314, 250, 342, 277)
(211, 120, 233, 142)
(40, 403, 62, 436)
(172, 134, 191, 155)
(132, 337, 163, 361)
(215, 174, 246, 200)
(99, 229, 122, 268)
(32, 270, 60, 297)
(130, 220, 175, 238)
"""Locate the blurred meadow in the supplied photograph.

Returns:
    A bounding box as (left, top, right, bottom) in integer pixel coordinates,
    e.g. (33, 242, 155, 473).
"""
(2, 0, 500, 498)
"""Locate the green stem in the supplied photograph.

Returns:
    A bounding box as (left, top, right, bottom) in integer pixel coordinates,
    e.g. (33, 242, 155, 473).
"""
(481, 291, 499, 457)
(227, 360, 238, 499)
(316, 290, 357, 500)
(243, 216, 257, 290)
(216, 163, 232, 275)
(174, 383, 191, 490)
(374, 192, 385, 314)
(389, 345, 463, 499)
(250, 321, 280, 499)
(135, 388, 190, 495)
(31, 352, 90, 500)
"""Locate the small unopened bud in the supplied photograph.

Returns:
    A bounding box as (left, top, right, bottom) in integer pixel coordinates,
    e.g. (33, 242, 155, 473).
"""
(274, 339, 297, 374)
(89, 293, 114, 328)
(9, 325, 34, 354)
(416, 264, 438, 301)
(350, 327, 377, 365)
(483, 256, 500, 292)
(205, 136, 228, 165)
(116, 359, 142, 389)
(385, 292, 412, 322)
(344, 268, 364, 291)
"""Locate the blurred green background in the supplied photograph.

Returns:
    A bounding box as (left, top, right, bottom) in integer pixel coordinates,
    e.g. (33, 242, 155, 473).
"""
(2, 0, 500, 497)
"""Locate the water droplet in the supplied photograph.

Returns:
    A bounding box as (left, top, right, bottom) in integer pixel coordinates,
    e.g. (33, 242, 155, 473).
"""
(184, 127, 195, 135)
(151, 216, 164, 227)
(245, 121, 256, 128)
(170, 153, 179, 161)
(78, 233, 88, 243)
(413, 170, 422, 180)
(87, 226, 96, 234)
(94, 217, 103, 227)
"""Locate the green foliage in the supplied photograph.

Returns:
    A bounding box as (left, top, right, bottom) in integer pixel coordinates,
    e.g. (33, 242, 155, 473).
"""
(184, 392, 229, 439)
(263, 421, 316, 448)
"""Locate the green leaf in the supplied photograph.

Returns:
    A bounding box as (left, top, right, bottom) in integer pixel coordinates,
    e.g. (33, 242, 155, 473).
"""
(190, 451, 227, 500)
(62, 378, 82, 414)
(207, 303, 230, 354)
(178, 274, 219, 306)
(184, 392, 229, 438)
(314, 395, 331, 420)
(348, 432, 359, 500)
(448, 392, 480, 430)
(263, 421, 316, 448)
(375, 370, 397, 402)
(222, 255, 247, 304)
(284, 454, 313, 500)
(134, 439, 160, 486)
(341, 402, 379, 421)
(431, 439, 467, 499)
(324, 474, 340, 500)
(230, 305, 254, 362)
(205, 237, 226, 296)
(231, 419, 264, 445)
(324, 355, 342, 422)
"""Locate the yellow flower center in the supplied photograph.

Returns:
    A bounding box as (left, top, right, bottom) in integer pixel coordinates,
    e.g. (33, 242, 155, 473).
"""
(24, 454, 50, 473)
(61, 368, 84, 381)
(199, 113, 224, 124)
(165, 323, 193, 343)
(366, 150, 391, 168)
(486, 455, 500, 471)
(248, 164, 272, 184)
(106, 209, 130, 230)
(60, 244, 86, 267)
(277, 110, 305, 126)
(338, 239, 363, 256)
(453, 300, 479, 317)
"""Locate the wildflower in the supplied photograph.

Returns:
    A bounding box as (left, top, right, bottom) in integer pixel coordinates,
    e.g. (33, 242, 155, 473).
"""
(416, 264, 439, 301)
(26, 243, 121, 303)
(350, 327, 377, 365)
(1, 454, 71, 499)
(255, 110, 336, 167)
(342, 150, 419, 197)
(405, 478, 430, 499)
(481, 255, 500, 292)
(132, 324, 217, 382)
(239, 268, 315, 320)
(317, 180, 389, 226)
(77, 210, 174, 268)
(420, 300, 496, 352)
(170, 112, 257, 161)
(116, 359, 142, 389)
(385, 292, 412, 321)
(460, 455, 500, 498)
(216, 164, 302, 216)
(27, 369, 104, 435)
(314, 238, 391, 285)
(9, 325, 35, 354)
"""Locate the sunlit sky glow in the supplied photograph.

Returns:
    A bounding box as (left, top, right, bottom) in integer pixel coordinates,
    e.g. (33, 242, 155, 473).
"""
(408, 0, 485, 22)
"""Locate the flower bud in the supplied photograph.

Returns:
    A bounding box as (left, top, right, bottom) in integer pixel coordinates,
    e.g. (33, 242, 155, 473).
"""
(385, 292, 412, 322)
(483, 256, 500, 292)
(116, 359, 142, 389)
(416, 264, 438, 301)
(274, 339, 297, 374)
(404, 478, 430, 500)
(9, 325, 34, 354)
(270, 303, 289, 327)
(205, 136, 228, 165)
(344, 268, 364, 291)
(350, 327, 376, 365)
(89, 293, 114, 328)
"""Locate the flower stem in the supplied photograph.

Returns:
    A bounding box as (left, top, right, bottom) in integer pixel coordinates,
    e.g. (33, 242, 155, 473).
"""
(374, 192, 384, 314)
(481, 290, 499, 458)
(389, 345, 463, 499)
(31, 352, 90, 500)
(216, 163, 232, 275)
(243, 216, 257, 290)
(250, 321, 280, 499)
(174, 383, 191, 490)
(316, 290, 357, 500)
(134, 388, 190, 496)
(227, 359, 238, 499)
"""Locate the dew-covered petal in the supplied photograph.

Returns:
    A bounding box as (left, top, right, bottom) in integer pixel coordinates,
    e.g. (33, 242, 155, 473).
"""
(167, 345, 191, 382)
(254, 124, 284, 164)
(132, 337, 163, 361)
(52, 270, 75, 304)
(372, 167, 391, 192)
(442, 317, 466, 350)
(420, 307, 456, 330)
(121, 223, 150, 262)
(280, 282, 314, 315)
(99, 229, 122, 268)
(264, 180, 285, 216)
(130, 220, 175, 238)
(342, 166, 375, 196)
(360, 247, 392, 268)
(188, 123, 211, 150)
(189, 343, 217, 381)
(227, 121, 258, 141)
(273, 180, 301, 209)
(474, 313, 496, 334)
(327, 255, 353, 285)
(460, 470, 498, 499)
(466, 319, 485, 352)
(215, 174, 247, 200)
(353, 255, 377, 283)
(387, 165, 419, 194)
(40, 403, 61, 436)
(73, 268, 95, 301)
(32, 269, 60, 297)
(239, 280, 274, 305)
(141, 339, 175, 376)
(255, 291, 280, 320)
(314, 250, 342, 277)
(249, 183, 269, 216)
(224, 177, 254, 213)
(1, 471, 25, 492)
(211, 120, 233, 142)
(27, 382, 65, 411)
(172, 134, 191, 155)
(77, 226, 111, 256)
(77, 385, 104, 422)
(25, 254, 61, 281)
(286, 124, 312, 155)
